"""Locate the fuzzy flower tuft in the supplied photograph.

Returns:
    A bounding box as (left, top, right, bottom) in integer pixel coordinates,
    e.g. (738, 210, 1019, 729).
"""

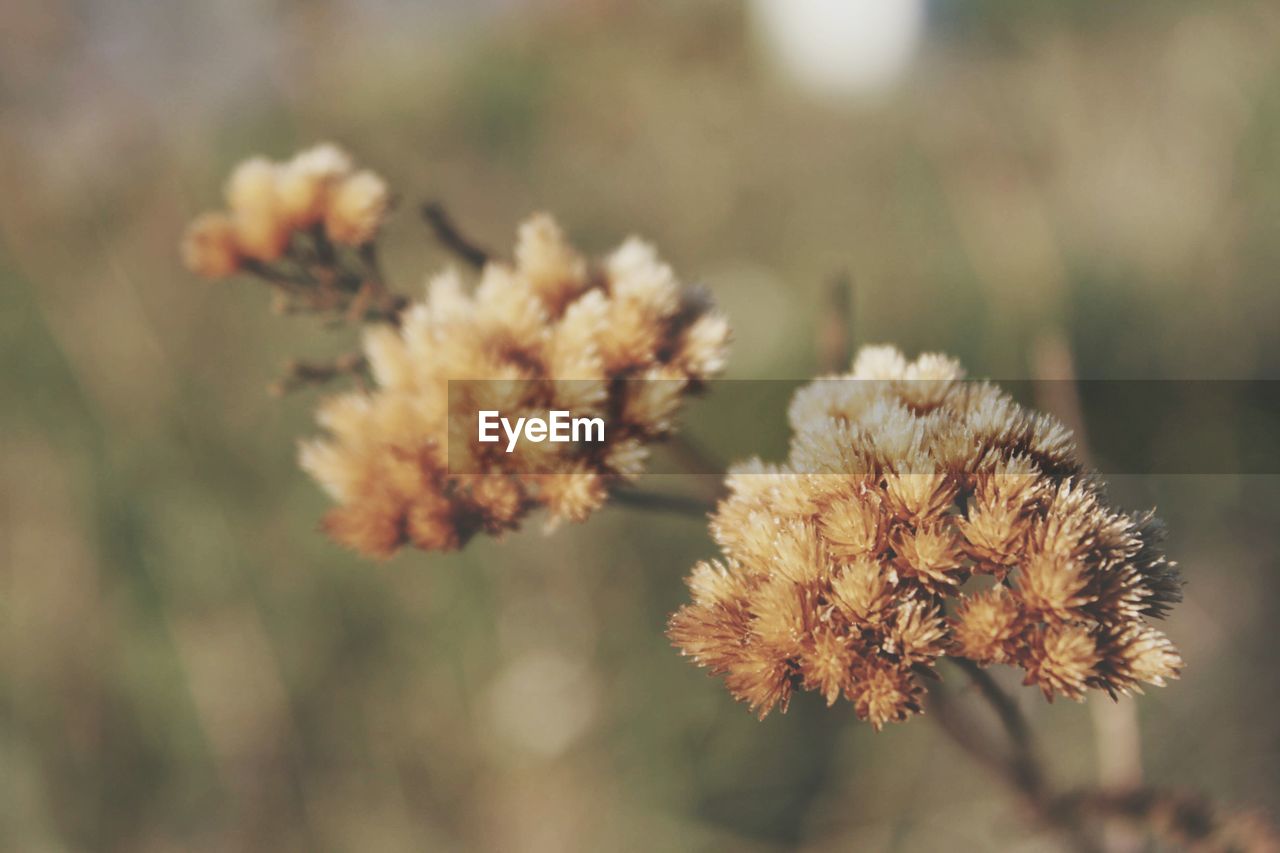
(181, 143, 388, 277)
(181, 212, 241, 279)
(669, 345, 1183, 727)
(300, 214, 729, 558)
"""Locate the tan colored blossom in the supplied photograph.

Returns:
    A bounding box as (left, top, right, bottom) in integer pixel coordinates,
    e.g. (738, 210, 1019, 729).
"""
(324, 169, 390, 246)
(300, 214, 729, 558)
(277, 143, 354, 229)
(225, 156, 291, 261)
(669, 345, 1183, 727)
(1023, 623, 1100, 700)
(181, 212, 241, 279)
(181, 143, 389, 277)
(952, 586, 1022, 664)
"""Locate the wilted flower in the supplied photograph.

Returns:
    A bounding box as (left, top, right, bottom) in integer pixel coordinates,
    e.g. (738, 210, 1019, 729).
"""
(300, 214, 729, 558)
(669, 345, 1182, 728)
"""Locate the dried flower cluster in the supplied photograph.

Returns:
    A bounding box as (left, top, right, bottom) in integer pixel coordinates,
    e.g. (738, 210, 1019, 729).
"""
(182, 143, 390, 277)
(669, 346, 1183, 728)
(300, 214, 729, 558)
(181, 143, 406, 338)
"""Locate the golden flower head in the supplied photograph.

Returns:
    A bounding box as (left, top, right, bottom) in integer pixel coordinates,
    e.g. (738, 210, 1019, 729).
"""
(300, 213, 729, 558)
(669, 345, 1183, 727)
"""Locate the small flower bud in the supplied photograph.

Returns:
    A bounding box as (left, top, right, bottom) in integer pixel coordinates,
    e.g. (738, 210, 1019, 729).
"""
(225, 157, 290, 261)
(181, 212, 241, 279)
(277, 143, 352, 229)
(324, 169, 389, 246)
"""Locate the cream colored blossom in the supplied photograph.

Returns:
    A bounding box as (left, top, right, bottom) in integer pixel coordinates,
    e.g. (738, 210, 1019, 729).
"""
(300, 214, 729, 558)
(324, 169, 389, 246)
(182, 144, 388, 277)
(181, 212, 241, 279)
(277, 143, 354, 229)
(669, 345, 1183, 726)
(225, 157, 290, 261)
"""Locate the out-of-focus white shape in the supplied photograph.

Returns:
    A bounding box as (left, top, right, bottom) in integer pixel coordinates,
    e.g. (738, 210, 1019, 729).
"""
(751, 0, 926, 97)
(486, 650, 598, 758)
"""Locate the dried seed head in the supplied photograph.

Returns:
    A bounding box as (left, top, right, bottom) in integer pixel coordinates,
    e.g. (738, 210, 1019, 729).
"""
(302, 214, 728, 557)
(669, 345, 1183, 727)
(850, 662, 922, 731)
(1023, 624, 1100, 701)
(952, 587, 1023, 664)
(184, 143, 387, 270)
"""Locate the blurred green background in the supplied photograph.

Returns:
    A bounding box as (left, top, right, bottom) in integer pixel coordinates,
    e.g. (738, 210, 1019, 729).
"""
(3, 1, 1279, 850)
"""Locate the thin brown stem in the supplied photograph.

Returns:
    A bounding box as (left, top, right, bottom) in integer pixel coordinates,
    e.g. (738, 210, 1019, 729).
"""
(929, 660, 1099, 852)
(269, 352, 368, 396)
(241, 259, 315, 295)
(924, 678, 1020, 790)
(951, 658, 1044, 797)
(932, 664, 1280, 849)
(309, 223, 337, 268)
(420, 201, 490, 269)
(354, 243, 409, 324)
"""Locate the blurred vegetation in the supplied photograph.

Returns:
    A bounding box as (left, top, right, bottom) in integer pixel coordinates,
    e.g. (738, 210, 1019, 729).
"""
(2, 1, 1279, 850)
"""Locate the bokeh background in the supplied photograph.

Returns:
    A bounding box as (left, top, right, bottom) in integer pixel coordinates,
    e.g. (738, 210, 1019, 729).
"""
(3, 1, 1279, 850)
